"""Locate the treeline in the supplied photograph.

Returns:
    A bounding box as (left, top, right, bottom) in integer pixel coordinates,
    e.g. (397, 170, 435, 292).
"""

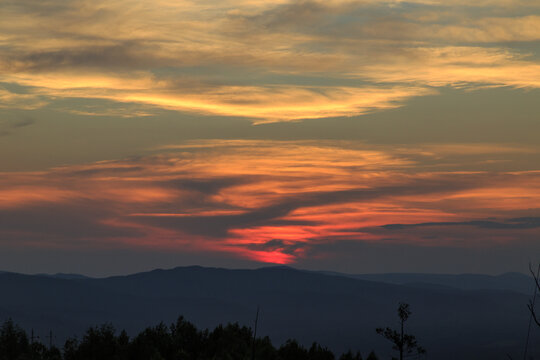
(0, 317, 379, 360)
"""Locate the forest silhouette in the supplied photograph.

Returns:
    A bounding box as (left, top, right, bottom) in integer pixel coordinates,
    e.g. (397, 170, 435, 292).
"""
(0, 316, 382, 360)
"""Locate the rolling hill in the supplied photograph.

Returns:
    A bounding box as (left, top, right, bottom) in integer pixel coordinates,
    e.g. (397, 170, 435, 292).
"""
(0, 266, 538, 359)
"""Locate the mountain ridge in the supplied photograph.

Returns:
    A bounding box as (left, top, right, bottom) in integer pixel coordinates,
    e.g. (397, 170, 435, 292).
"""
(0, 266, 537, 360)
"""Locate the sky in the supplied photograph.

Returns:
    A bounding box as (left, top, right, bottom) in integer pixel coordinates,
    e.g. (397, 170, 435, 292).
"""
(1, 0, 540, 276)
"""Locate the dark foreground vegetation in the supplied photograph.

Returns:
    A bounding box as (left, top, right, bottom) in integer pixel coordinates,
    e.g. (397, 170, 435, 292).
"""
(0, 317, 380, 360)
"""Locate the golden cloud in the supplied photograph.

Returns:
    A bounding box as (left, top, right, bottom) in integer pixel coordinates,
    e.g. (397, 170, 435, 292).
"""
(2, 0, 540, 122)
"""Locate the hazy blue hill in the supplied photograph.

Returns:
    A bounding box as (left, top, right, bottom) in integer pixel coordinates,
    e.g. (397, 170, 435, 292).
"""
(346, 272, 534, 295)
(35, 273, 92, 280)
(0, 266, 538, 360)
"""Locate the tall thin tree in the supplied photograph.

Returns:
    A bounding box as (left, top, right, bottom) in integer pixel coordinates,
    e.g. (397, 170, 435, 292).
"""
(376, 303, 425, 360)
(251, 306, 260, 360)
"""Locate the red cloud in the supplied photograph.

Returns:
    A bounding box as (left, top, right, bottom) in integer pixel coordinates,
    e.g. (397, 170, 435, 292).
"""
(0, 141, 539, 265)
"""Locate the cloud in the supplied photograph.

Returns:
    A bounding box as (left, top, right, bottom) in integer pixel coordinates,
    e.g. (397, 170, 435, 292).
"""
(3, 42, 162, 73)
(423, 16, 540, 43)
(1, 1, 539, 274)
(382, 217, 540, 230)
(3, 71, 435, 122)
(0, 117, 35, 136)
(245, 239, 306, 254)
(2, 0, 540, 122)
(358, 47, 540, 89)
(0, 87, 47, 110)
(0, 204, 141, 246)
(0, 140, 538, 264)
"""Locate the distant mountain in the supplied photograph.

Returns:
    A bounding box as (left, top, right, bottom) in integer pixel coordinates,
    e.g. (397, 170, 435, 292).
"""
(318, 271, 535, 295)
(0, 266, 538, 360)
(35, 273, 91, 280)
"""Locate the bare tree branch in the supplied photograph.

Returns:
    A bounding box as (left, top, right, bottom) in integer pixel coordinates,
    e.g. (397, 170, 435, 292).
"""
(528, 301, 540, 327)
(529, 263, 540, 292)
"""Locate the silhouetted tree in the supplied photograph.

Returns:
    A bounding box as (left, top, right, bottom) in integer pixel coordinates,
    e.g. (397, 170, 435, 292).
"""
(63, 338, 79, 360)
(203, 322, 253, 360)
(252, 336, 277, 360)
(170, 316, 202, 359)
(29, 342, 49, 360)
(43, 346, 62, 360)
(1, 317, 373, 360)
(365, 351, 379, 360)
(527, 263, 540, 328)
(67, 323, 128, 360)
(308, 342, 334, 360)
(0, 318, 29, 360)
(278, 339, 309, 360)
(339, 350, 362, 360)
(376, 303, 425, 360)
(129, 322, 172, 360)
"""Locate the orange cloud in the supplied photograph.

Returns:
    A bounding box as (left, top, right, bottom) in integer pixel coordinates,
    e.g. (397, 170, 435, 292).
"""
(0, 140, 538, 264)
(0, 186, 78, 208)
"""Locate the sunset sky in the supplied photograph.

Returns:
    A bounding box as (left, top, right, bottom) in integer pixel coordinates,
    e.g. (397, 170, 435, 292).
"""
(1, 0, 540, 276)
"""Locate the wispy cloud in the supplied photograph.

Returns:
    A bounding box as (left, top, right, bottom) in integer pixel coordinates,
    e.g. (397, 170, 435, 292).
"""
(1, 1, 539, 272)
(0, 117, 35, 136)
(2, 0, 540, 122)
(1, 140, 538, 264)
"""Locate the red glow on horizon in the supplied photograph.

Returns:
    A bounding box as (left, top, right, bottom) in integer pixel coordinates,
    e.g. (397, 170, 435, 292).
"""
(234, 249, 297, 265)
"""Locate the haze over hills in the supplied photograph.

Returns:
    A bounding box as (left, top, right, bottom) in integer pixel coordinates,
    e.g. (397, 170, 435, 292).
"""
(314, 270, 535, 295)
(0, 266, 538, 360)
(30, 266, 536, 294)
(35, 273, 92, 280)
